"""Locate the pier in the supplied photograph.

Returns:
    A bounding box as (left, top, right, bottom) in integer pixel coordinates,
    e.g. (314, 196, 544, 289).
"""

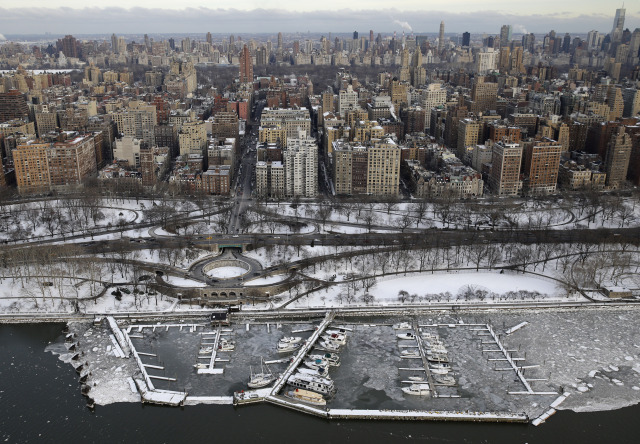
(269, 311, 335, 396)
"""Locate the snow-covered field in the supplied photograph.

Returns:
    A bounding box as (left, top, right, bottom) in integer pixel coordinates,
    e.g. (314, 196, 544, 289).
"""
(370, 271, 559, 300)
(206, 266, 247, 279)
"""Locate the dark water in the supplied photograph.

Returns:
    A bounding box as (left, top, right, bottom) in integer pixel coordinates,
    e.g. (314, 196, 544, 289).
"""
(2, 324, 640, 444)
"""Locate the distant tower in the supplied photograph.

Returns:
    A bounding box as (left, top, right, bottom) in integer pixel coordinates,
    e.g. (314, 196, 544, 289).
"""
(353, 31, 359, 40)
(370, 30, 374, 43)
(277, 32, 283, 49)
(239, 45, 253, 83)
(611, 6, 626, 42)
(206, 32, 212, 45)
(111, 33, 118, 53)
(462, 32, 471, 47)
(500, 25, 512, 47)
(438, 21, 445, 53)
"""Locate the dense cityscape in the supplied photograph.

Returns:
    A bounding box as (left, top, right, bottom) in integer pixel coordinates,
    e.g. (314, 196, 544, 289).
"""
(1, 3, 640, 443)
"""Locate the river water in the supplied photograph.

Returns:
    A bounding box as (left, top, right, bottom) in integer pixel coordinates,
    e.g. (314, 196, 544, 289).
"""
(1, 323, 639, 444)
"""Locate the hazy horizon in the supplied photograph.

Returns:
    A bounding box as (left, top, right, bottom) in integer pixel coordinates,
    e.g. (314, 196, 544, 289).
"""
(1, 5, 637, 36)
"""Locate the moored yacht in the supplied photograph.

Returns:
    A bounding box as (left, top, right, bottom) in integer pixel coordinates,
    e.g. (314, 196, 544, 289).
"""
(401, 383, 430, 396)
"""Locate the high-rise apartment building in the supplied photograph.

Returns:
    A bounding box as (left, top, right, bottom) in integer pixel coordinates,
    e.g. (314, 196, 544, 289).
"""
(0, 90, 29, 122)
(468, 77, 498, 114)
(604, 127, 631, 189)
(523, 139, 563, 195)
(489, 141, 522, 196)
(178, 120, 207, 156)
(111, 103, 157, 146)
(366, 140, 401, 196)
(13, 134, 97, 194)
(239, 45, 253, 83)
(423, 83, 447, 130)
(283, 131, 318, 197)
(438, 21, 445, 53)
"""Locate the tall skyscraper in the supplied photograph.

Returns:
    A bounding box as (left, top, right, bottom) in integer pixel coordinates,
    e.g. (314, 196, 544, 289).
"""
(353, 31, 358, 40)
(239, 45, 253, 83)
(462, 32, 471, 47)
(611, 6, 626, 42)
(370, 30, 374, 43)
(500, 25, 512, 47)
(206, 32, 212, 45)
(438, 21, 445, 53)
(277, 32, 283, 49)
(111, 33, 118, 53)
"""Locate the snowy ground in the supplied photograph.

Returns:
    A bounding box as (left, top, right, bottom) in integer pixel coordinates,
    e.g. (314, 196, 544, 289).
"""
(206, 266, 248, 279)
(244, 274, 289, 286)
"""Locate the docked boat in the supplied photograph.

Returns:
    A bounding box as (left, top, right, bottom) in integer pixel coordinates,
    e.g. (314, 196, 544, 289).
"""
(433, 374, 456, 386)
(429, 367, 450, 375)
(308, 353, 340, 366)
(287, 373, 336, 396)
(199, 347, 213, 354)
(218, 339, 235, 352)
(279, 336, 302, 344)
(285, 388, 326, 406)
(297, 367, 330, 378)
(401, 349, 420, 358)
(321, 333, 346, 345)
(193, 363, 209, 369)
(248, 358, 276, 389)
(393, 322, 411, 330)
(429, 362, 451, 370)
(402, 383, 430, 396)
(325, 328, 348, 335)
(304, 358, 329, 371)
(408, 375, 426, 382)
(427, 354, 449, 364)
(317, 340, 340, 351)
(397, 332, 416, 340)
(277, 341, 301, 353)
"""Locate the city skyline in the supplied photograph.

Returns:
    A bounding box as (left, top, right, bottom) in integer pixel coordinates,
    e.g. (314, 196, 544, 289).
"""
(0, 4, 638, 35)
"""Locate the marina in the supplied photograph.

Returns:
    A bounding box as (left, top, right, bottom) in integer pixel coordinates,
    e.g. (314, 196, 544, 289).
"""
(60, 311, 574, 423)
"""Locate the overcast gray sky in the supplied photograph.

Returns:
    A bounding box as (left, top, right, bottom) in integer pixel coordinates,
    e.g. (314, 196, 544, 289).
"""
(0, 2, 637, 35)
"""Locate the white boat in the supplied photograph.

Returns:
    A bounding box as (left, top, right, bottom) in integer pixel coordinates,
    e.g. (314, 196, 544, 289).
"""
(325, 328, 348, 335)
(218, 339, 235, 352)
(397, 332, 416, 340)
(287, 373, 336, 396)
(279, 336, 302, 344)
(393, 322, 411, 330)
(317, 340, 340, 351)
(433, 374, 456, 386)
(429, 362, 451, 370)
(422, 332, 439, 340)
(321, 333, 346, 345)
(401, 349, 420, 358)
(193, 363, 209, 369)
(429, 367, 450, 375)
(308, 353, 340, 366)
(297, 367, 330, 378)
(285, 388, 326, 406)
(248, 359, 276, 389)
(304, 358, 329, 371)
(199, 347, 213, 354)
(427, 354, 449, 364)
(402, 384, 430, 396)
(408, 376, 426, 382)
(277, 341, 301, 353)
